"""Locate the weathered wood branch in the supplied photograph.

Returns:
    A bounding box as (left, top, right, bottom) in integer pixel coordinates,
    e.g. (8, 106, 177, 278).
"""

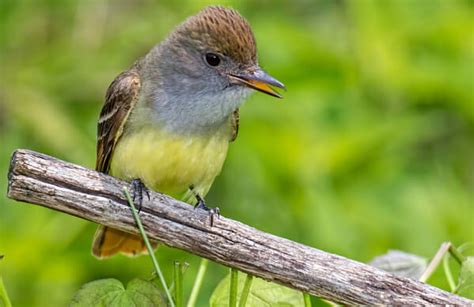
(6, 149, 471, 305)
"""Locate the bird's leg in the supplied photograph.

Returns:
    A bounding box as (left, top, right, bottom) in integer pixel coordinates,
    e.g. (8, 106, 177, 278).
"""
(131, 178, 150, 213)
(189, 185, 220, 226)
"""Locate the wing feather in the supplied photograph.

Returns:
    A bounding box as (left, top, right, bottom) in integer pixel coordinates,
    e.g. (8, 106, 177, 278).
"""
(96, 69, 141, 173)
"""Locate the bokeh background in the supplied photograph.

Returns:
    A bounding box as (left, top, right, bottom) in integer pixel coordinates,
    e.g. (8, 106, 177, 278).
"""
(1, 0, 473, 306)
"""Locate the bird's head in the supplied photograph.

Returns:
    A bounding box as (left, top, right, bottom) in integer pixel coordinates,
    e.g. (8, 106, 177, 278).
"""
(144, 6, 285, 131)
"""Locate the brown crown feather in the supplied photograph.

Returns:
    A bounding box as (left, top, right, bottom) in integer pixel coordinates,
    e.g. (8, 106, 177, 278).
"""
(174, 6, 257, 65)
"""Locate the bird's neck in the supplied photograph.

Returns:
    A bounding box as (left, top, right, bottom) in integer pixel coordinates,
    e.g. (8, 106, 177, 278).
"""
(129, 96, 233, 137)
(126, 80, 236, 138)
(130, 44, 251, 136)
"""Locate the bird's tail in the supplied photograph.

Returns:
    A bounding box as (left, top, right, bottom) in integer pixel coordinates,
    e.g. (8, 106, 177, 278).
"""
(92, 225, 157, 258)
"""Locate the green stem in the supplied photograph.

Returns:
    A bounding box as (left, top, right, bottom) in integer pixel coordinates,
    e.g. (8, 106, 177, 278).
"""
(123, 187, 175, 307)
(320, 299, 340, 306)
(448, 244, 466, 265)
(186, 258, 208, 307)
(238, 274, 253, 307)
(303, 293, 312, 307)
(0, 276, 12, 307)
(169, 262, 189, 292)
(174, 262, 183, 307)
(442, 252, 456, 292)
(419, 242, 451, 282)
(229, 268, 238, 307)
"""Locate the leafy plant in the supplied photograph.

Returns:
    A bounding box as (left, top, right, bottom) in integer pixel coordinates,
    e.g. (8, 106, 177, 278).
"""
(70, 278, 166, 306)
(369, 250, 428, 279)
(210, 272, 304, 307)
(370, 242, 474, 300)
(456, 256, 474, 299)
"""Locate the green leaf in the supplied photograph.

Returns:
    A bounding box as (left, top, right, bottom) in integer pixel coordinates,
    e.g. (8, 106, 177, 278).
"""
(210, 273, 304, 307)
(369, 250, 428, 279)
(456, 256, 474, 299)
(70, 278, 166, 307)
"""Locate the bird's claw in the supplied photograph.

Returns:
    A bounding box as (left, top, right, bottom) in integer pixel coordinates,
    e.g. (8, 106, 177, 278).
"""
(193, 191, 220, 227)
(131, 178, 150, 213)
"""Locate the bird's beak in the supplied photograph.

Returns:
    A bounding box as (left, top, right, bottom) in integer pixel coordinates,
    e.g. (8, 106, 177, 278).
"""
(229, 68, 286, 98)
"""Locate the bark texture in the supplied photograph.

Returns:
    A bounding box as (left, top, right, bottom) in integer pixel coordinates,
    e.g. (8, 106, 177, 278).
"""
(6, 149, 471, 305)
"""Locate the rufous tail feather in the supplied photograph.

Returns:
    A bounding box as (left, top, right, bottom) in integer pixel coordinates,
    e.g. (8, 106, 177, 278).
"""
(92, 225, 157, 258)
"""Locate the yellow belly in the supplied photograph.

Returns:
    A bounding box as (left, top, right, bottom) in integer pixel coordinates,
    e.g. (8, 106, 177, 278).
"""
(110, 126, 229, 203)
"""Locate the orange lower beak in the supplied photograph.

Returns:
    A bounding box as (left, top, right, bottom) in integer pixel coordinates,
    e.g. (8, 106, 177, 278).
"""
(230, 69, 285, 98)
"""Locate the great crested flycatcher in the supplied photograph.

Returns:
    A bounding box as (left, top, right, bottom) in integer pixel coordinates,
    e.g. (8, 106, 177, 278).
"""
(92, 6, 285, 258)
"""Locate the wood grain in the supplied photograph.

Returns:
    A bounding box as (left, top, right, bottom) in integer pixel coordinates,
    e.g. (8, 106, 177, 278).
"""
(6, 149, 471, 305)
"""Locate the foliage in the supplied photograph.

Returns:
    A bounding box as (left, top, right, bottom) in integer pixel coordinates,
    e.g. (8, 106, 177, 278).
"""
(70, 278, 166, 307)
(0, 0, 473, 306)
(369, 250, 428, 279)
(457, 257, 474, 299)
(210, 273, 303, 307)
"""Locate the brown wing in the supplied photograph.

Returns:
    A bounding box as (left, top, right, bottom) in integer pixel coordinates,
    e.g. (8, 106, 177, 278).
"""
(96, 69, 141, 173)
(229, 108, 240, 142)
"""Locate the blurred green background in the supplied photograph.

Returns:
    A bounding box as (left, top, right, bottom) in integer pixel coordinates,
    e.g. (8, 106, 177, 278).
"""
(1, 0, 473, 306)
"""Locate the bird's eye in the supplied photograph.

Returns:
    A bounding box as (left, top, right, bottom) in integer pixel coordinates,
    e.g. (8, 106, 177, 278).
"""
(205, 53, 221, 66)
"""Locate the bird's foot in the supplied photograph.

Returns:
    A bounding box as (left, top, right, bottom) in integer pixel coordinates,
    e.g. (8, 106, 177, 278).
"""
(131, 178, 150, 213)
(191, 187, 220, 226)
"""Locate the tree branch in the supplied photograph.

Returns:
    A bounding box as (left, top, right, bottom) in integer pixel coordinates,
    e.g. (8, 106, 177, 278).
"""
(6, 149, 471, 305)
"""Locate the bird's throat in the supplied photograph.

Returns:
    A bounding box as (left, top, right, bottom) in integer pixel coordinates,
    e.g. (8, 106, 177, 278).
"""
(135, 72, 251, 135)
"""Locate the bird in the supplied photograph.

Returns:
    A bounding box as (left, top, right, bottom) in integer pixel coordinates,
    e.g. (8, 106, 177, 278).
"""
(92, 6, 285, 258)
